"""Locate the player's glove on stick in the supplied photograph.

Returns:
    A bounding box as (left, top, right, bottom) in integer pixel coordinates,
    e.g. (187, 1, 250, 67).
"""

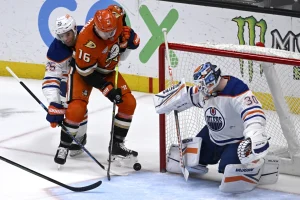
(102, 83, 123, 104)
(46, 102, 65, 128)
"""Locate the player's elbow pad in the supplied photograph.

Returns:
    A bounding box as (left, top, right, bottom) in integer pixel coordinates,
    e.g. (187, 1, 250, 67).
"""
(80, 71, 107, 89)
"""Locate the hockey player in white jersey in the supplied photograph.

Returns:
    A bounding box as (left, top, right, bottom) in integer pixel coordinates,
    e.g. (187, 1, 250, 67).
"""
(154, 62, 279, 192)
(42, 14, 88, 166)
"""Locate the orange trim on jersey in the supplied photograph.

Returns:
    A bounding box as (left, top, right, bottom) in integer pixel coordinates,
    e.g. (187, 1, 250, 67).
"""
(183, 148, 198, 155)
(193, 86, 199, 94)
(42, 80, 60, 85)
(163, 84, 186, 105)
(224, 176, 256, 184)
(47, 55, 72, 64)
(242, 110, 265, 120)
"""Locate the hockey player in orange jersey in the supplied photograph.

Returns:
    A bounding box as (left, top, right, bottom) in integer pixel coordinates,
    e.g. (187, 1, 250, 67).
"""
(55, 6, 140, 165)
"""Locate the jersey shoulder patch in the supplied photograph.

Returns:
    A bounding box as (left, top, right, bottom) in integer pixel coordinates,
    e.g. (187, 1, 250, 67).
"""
(47, 39, 72, 63)
(219, 76, 249, 97)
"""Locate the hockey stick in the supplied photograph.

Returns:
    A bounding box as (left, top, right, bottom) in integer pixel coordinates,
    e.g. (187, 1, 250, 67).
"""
(107, 65, 119, 181)
(5, 67, 125, 176)
(162, 28, 189, 181)
(0, 155, 101, 192)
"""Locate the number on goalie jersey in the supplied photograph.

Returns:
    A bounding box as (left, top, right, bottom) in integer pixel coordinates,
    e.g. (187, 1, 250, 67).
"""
(42, 14, 88, 166)
(154, 62, 270, 174)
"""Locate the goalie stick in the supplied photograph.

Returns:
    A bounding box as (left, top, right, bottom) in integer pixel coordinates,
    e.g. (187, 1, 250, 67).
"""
(0, 156, 101, 192)
(6, 67, 126, 177)
(162, 28, 189, 181)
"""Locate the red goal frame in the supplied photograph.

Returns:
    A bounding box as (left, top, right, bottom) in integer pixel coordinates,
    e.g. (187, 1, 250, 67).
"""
(158, 42, 300, 172)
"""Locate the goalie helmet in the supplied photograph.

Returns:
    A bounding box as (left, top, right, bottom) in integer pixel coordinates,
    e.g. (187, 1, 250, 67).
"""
(193, 62, 221, 95)
(54, 14, 77, 46)
(93, 9, 117, 40)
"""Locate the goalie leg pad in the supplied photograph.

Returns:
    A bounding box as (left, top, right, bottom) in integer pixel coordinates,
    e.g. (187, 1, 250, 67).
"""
(166, 144, 182, 174)
(219, 159, 264, 193)
(182, 137, 202, 167)
(259, 155, 280, 185)
(167, 138, 207, 174)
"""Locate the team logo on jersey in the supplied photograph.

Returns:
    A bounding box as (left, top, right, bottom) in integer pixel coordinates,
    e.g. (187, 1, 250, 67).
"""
(84, 40, 96, 48)
(205, 107, 225, 132)
(106, 44, 120, 63)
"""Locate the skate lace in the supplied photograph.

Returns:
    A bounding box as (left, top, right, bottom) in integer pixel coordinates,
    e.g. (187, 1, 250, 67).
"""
(119, 143, 132, 153)
(58, 147, 68, 159)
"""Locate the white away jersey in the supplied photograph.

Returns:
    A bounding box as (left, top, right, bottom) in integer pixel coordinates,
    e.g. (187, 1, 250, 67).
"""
(191, 76, 266, 146)
(42, 26, 83, 104)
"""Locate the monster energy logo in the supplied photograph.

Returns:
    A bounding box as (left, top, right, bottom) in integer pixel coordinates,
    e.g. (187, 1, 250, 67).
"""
(232, 16, 267, 82)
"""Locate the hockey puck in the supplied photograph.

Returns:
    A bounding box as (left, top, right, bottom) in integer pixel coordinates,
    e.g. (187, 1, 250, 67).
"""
(133, 163, 141, 171)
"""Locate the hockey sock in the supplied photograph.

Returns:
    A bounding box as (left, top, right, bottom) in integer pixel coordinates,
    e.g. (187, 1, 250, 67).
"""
(113, 114, 132, 143)
(60, 120, 79, 147)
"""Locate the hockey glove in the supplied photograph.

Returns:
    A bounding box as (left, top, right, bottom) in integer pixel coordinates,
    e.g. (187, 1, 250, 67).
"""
(102, 83, 123, 104)
(120, 26, 140, 49)
(46, 102, 65, 128)
(238, 127, 269, 164)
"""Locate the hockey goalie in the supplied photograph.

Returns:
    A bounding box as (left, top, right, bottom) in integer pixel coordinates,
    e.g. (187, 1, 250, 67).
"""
(153, 62, 280, 193)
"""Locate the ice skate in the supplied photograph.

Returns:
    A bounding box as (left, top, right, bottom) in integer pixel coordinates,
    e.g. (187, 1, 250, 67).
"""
(54, 146, 69, 169)
(111, 141, 138, 157)
(69, 134, 87, 157)
(109, 141, 141, 170)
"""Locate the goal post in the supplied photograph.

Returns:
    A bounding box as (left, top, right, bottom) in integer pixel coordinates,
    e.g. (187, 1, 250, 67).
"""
(158, 42, 300, 176)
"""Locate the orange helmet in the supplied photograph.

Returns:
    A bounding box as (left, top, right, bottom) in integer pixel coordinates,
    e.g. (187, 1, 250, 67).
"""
(94, 9, 117, 40)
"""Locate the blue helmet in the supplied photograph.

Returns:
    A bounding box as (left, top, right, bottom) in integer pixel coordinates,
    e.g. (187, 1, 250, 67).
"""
(193, 62, 221, 95)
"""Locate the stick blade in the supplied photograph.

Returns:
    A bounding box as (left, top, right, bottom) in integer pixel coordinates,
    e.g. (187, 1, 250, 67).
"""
(66, 180, 102, 192)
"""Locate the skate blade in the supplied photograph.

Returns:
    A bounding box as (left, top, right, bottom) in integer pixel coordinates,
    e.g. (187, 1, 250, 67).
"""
(70, 149, 84, 157)
(110, 155, 139, 170)
(57, 164, 62, 170)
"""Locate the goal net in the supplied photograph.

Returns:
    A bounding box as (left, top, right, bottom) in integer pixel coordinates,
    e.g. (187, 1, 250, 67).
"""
(158, 43, 300, 176)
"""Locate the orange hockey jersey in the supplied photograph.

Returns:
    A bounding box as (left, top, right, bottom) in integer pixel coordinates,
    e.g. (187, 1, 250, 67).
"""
(75, 10, 124, 77)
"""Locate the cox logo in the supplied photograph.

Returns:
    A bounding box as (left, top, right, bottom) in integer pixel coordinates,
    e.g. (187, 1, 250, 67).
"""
(38, 0, 130, 47)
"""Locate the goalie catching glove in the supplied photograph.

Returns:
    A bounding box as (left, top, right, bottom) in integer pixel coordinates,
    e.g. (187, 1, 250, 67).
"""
(238, 124, 270, 164)
(153, 78, 206, 114)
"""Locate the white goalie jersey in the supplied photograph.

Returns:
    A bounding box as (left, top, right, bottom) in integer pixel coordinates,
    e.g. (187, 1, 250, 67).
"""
(154, 76, 266, 146)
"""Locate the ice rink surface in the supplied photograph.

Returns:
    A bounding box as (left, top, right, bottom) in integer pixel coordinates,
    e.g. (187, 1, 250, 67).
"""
(0, 76, 300, 200)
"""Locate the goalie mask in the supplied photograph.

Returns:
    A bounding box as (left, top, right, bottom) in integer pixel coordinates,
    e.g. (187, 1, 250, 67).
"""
(193, 62, 221, 96)
(55, 14, 77, 46)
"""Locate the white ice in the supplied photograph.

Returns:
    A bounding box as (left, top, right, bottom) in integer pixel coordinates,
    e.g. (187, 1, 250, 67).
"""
(0, 76, 300, 200)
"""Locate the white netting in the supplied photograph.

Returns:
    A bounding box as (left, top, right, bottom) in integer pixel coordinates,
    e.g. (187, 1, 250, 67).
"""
(161, 43, 300, 175)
